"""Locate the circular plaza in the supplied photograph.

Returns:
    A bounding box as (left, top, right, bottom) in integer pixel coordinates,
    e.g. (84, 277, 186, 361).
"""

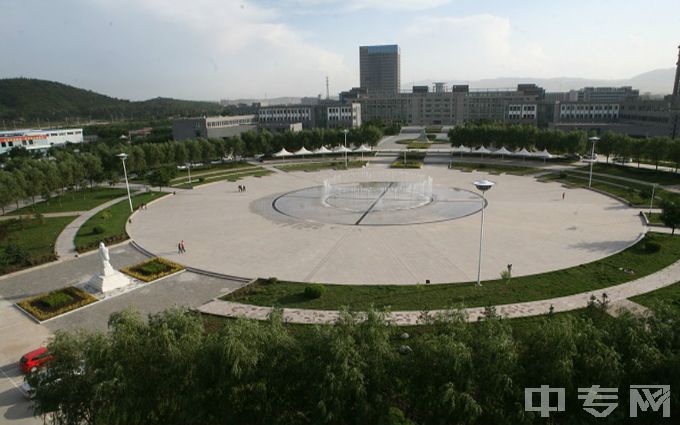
(128, 164, 645, 285)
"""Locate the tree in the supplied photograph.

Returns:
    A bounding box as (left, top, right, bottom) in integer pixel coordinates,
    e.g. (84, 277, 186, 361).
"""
(0, 172, 19, 214)
(645, 137, 671, 170)
(660, 199, 680, 234)
(147, 166, 176, 190)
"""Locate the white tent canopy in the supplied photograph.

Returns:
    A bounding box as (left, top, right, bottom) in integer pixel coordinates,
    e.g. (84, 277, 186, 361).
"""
(353, 144, 372, 152)
(293, 147, 312, 156)
(515, 147, 532, 157)
(314, 146, 332, 154)
(333, 145, 352, 153)
(493, 146, 513, 156)
(475, 145, 492, 154)
(452, 144, 469, 153)
(273, 148, 293, 157)
(532, 148, 553, 159)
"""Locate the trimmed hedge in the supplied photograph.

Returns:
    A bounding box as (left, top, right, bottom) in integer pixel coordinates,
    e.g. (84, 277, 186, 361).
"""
(17, 286, 98, 321)
(121, 257, 184, 282)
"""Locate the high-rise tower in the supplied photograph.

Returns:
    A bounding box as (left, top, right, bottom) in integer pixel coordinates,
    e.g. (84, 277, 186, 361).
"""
(359, 45, 401, 95)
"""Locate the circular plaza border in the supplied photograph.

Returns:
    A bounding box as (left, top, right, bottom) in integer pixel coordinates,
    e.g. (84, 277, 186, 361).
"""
(127, 164, 645, 285)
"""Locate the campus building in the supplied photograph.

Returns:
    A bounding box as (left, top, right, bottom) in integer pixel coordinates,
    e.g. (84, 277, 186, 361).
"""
(0, 128, 83, 155)
(359, 45, 401, 95)
(257, 102, 362, 131)
(172, 115, 257, 141)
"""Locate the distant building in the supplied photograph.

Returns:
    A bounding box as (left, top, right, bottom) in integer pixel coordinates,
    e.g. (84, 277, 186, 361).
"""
(359, 45, 401, 95)
(0, 128, 83, 155)
(258, 102, 361, 131)
(172, 115, 257, 141)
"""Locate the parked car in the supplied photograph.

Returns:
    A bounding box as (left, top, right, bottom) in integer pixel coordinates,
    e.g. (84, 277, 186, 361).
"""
(19, 347, 53, 374)
(583, 154, 597, 161)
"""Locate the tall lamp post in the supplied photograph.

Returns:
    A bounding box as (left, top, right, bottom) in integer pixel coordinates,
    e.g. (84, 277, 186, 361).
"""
(187, 162, 192, 186)
(116, 153, 133, 213)
(649, 183, 658, 215)
(473, 180, 495, 287)
(342, 129, 349, 169)
(588, 136, 600, 188)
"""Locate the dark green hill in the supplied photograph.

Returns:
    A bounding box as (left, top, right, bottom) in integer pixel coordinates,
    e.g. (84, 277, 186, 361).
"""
(0, 78, 222, 122)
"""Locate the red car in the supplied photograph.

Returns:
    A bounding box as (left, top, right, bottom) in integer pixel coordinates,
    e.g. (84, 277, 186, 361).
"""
(19, 347, 52, 374)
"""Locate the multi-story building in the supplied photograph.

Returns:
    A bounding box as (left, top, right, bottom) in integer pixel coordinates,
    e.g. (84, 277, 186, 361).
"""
(258, 102, 361, 131)
(554, 102, 620, 123)
(0, 128, 83, 155)
(359, 45, 401, 95)
(172, 115, 257, 141)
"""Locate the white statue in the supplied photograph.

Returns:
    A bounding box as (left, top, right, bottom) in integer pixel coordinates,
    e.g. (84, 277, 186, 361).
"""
(98, 242, 115, 277)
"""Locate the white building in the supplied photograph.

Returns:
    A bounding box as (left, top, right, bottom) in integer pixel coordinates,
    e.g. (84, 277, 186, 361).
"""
(0, 128, 84, 155)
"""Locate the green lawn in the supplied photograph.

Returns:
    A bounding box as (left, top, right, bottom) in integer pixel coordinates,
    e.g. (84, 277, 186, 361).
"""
(75, 192, 167, 252)
(390, 160, 422, 169)
(647, 212, 663, 225)
(173, 169, 271, 189)
(10, 187, 129, 215)
(449, 162, 540, 176)
(275, 160, 367, 172)
(172, 161, 254, 180)
(396, 139, 448, 145)
(0, 216, 77, 274)
(577, 163, 680, 186)
(631, 281, 680, 314)
(223, 233, 680, 311)
(544, 171, 680, 207)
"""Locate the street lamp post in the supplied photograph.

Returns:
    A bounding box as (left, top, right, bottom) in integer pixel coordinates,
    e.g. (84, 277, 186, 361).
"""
(187, 162, 192, 185)
(473, 180, 495, 287)
(117, 153, 133, 213)
(342, 129, 349, 169)
(588, 136, 600, 188)
(649, 183, 657, 215)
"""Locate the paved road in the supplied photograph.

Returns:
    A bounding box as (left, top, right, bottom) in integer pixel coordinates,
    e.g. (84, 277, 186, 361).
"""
(0, 243, 245, 424)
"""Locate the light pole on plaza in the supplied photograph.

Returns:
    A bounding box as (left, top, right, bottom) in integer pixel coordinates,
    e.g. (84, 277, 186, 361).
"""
(473, 180, 495, 287)
(587, 136, 600, 188)
(116, 153, 133, 213)
(649, 183, 658, 215)
(343, 129, 349, 169)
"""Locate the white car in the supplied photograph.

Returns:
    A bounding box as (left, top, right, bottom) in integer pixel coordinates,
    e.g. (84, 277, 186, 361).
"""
(20, 377, 35, 399)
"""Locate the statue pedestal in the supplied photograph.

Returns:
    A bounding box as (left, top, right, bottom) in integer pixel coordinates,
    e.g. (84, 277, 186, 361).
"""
(89, 270, 131, 293)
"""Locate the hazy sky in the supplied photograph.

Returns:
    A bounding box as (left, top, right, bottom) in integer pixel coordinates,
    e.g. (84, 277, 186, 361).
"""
(1, 0, 679, 100)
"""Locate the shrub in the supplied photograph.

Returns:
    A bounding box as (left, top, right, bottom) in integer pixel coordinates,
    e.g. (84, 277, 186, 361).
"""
(644, 241, 661, 254)
(265, 277, 279, 285)
(559, 171, 567, 179)
(121, 257, 184, 282)
(41, 291, 73, 309)
(304, 284, 324, 299)
(17, 287, 98, 321)
(92, 225, 105, 235)
(3, 243, 29, 266)
(100, 210, 112, 220)
(500, 269, 512, 282)
(198, 177, 206, 183)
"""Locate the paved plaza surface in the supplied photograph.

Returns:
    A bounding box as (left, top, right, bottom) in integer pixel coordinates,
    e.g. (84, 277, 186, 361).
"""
(129, 164, 645, 285)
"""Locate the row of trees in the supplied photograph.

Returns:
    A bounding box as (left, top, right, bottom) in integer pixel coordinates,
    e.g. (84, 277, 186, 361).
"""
(0, 125, 384, 212)
(596, 132, 680, 170)
(449, 124, 680, 171)
(30, 304, 680, 425)
(0, 153, 104, 213)
(448, 124, 587, 154)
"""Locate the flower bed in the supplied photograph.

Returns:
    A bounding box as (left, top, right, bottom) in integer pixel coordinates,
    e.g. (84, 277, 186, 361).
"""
(17, 287, 98, 321)
(121, 257, 184, 282)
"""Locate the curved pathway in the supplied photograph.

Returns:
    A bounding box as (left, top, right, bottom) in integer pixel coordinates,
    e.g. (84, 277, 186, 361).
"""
(54, 195, 132, 260)
(197, 254, 680, 325)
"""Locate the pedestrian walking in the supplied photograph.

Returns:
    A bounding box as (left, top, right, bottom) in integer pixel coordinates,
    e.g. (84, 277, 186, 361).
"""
(562, 192, 565, 200)
(178, 242, 183, 254)
(180, 240, 186, 253)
